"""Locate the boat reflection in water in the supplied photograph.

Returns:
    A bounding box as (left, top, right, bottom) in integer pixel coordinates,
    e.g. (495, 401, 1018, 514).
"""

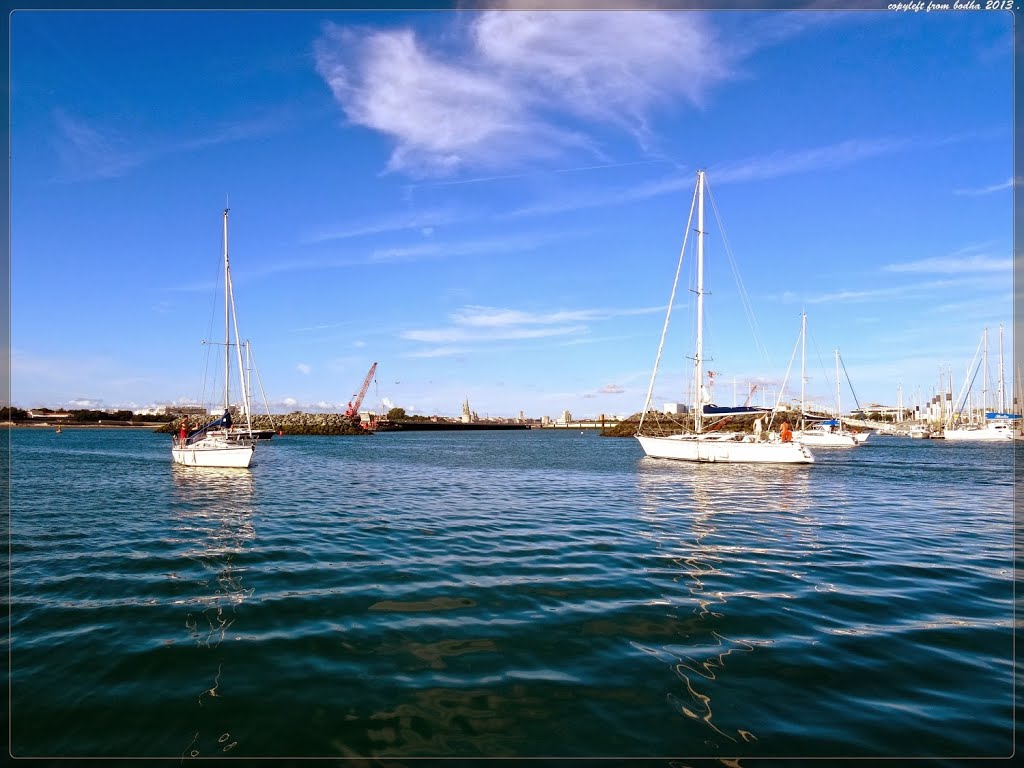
(170, 466, 256, 758)
(634, 461, 816, 751)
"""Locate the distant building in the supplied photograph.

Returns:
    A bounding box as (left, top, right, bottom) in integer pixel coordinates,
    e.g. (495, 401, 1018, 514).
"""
(663, 402, 687, 414)
(560, 410, 573, 424)
(461, 398, 472, 423)
(541, 415, 551, 426)
(850, 403, 906, 420)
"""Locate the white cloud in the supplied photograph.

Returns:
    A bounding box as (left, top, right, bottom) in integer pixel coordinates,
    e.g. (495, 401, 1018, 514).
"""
(313, 11, 732, 176)
(953, 177, 1018, 196)
(597, 384, 625, 394)
(67, 398, 104, 408)
(315, 25, 585, 177)
(882, 254, 1011, 274)
(52, 109, 142, 181)
(451, 306, 603, 327)
(297, 363, 312, 375)
(472, 11, 728, 126)
(369, 232, 568, 263)
(407, 346, 468, 358)
(305, 207, 459, 243)
(400, 303, 664, 351)
(712, 138, 908, 184)
(502, 172, 692, 219)
(451, 304, 662, 327)
(51, 107, 289, 183)
(801, 276, 1006, 306)
(403, 324, 585, 344)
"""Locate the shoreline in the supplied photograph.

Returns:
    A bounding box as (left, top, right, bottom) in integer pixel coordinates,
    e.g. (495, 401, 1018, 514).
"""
(3, 422, 166, 430)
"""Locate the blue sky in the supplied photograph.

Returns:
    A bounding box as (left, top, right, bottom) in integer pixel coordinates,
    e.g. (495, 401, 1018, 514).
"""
(9, 6, 1017, 419)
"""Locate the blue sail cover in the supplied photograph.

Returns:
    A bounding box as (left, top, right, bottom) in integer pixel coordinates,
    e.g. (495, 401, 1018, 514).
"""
(186, 411, 231, 440)
(702, 405, 771, 416)
(985, 412, 1021, 420)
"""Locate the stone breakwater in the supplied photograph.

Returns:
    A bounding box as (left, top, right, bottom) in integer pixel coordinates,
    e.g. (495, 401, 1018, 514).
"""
(157, 413, 369, 436)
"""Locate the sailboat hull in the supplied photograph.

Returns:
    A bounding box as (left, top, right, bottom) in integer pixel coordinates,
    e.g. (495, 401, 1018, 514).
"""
(941, 426, 1012, 441)
(636, 434, 814, 464)
(794, 430, 859, 447)
(172, 438, 255, 468)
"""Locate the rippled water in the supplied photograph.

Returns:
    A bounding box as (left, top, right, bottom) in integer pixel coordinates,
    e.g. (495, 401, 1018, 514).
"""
(7, 427, 1016, 759)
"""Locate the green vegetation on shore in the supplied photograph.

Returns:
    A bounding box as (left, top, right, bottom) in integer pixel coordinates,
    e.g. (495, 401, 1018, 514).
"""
(2, 406, 175, 425)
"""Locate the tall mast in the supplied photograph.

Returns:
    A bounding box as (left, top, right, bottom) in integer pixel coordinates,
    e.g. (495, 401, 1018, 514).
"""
(998, 323, 1005, 413)
(693, 170, 705, 434)
(982, 327, 989, 417)
(223, 208, 230, 412)
(800, 311, 806, 428)
(948, 365, 953, 424)
(834, 349, 841, 427)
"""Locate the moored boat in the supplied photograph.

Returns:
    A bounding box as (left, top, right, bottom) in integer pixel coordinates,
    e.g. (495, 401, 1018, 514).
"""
(634, 170, 814, 465)
(172, 208, 256, 469)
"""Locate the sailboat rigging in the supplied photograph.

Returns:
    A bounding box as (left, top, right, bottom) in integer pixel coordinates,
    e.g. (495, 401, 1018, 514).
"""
(793, 314, 866, 448)
(172, 208, 257, 468)
(635, 170, 814, 464)
(943, 325, 1017, 441)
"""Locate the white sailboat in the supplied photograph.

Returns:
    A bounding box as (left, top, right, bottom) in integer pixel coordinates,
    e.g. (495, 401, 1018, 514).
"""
(943, 325, 1016, 441)
(635, 170, 814, 465)
(172, 208, 257, 468)
(794, 318, 862, 448)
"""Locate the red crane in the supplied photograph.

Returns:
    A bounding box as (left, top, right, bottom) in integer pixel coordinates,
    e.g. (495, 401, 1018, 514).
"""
(345, 362, 378, 419)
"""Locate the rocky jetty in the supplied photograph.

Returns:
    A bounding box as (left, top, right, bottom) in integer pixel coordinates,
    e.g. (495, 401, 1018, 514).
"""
(602, 412, 766, 438)
(156, 413, 370, 436)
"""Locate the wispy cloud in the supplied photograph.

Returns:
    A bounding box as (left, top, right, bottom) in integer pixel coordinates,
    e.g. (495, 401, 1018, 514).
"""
(952, 177, 1019, 196)
(297, 363, 312, 375)
(370, 231, 572, 263)
(401, 303, 662, 355)
(407, 346, 468, 359)
(501, 172, 692, 219)
(52, 109, 143, 180)
(451, 306, 604, 327)
(803, 276, 1006, 306)
(501, 133, 944, 220)
(304, 207, 462, 244)
(711, 137, 907, 184)
(596, 384, 625, 394)
(403, 324, 586, 344)
(883, 255, 1011, 274)
(883, 245, 1012, 274)
(314, 11, 735, 177)
(449, 304, 663, 327)
(51, 107, 289, 183)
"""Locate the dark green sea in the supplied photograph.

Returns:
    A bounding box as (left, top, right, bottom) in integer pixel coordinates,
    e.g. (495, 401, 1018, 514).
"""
(6, 428, 1017, 763)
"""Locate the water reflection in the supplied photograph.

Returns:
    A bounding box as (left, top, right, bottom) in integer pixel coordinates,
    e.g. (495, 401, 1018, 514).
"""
(634, 461, 815, 750)
(169, 467, 255, 757)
